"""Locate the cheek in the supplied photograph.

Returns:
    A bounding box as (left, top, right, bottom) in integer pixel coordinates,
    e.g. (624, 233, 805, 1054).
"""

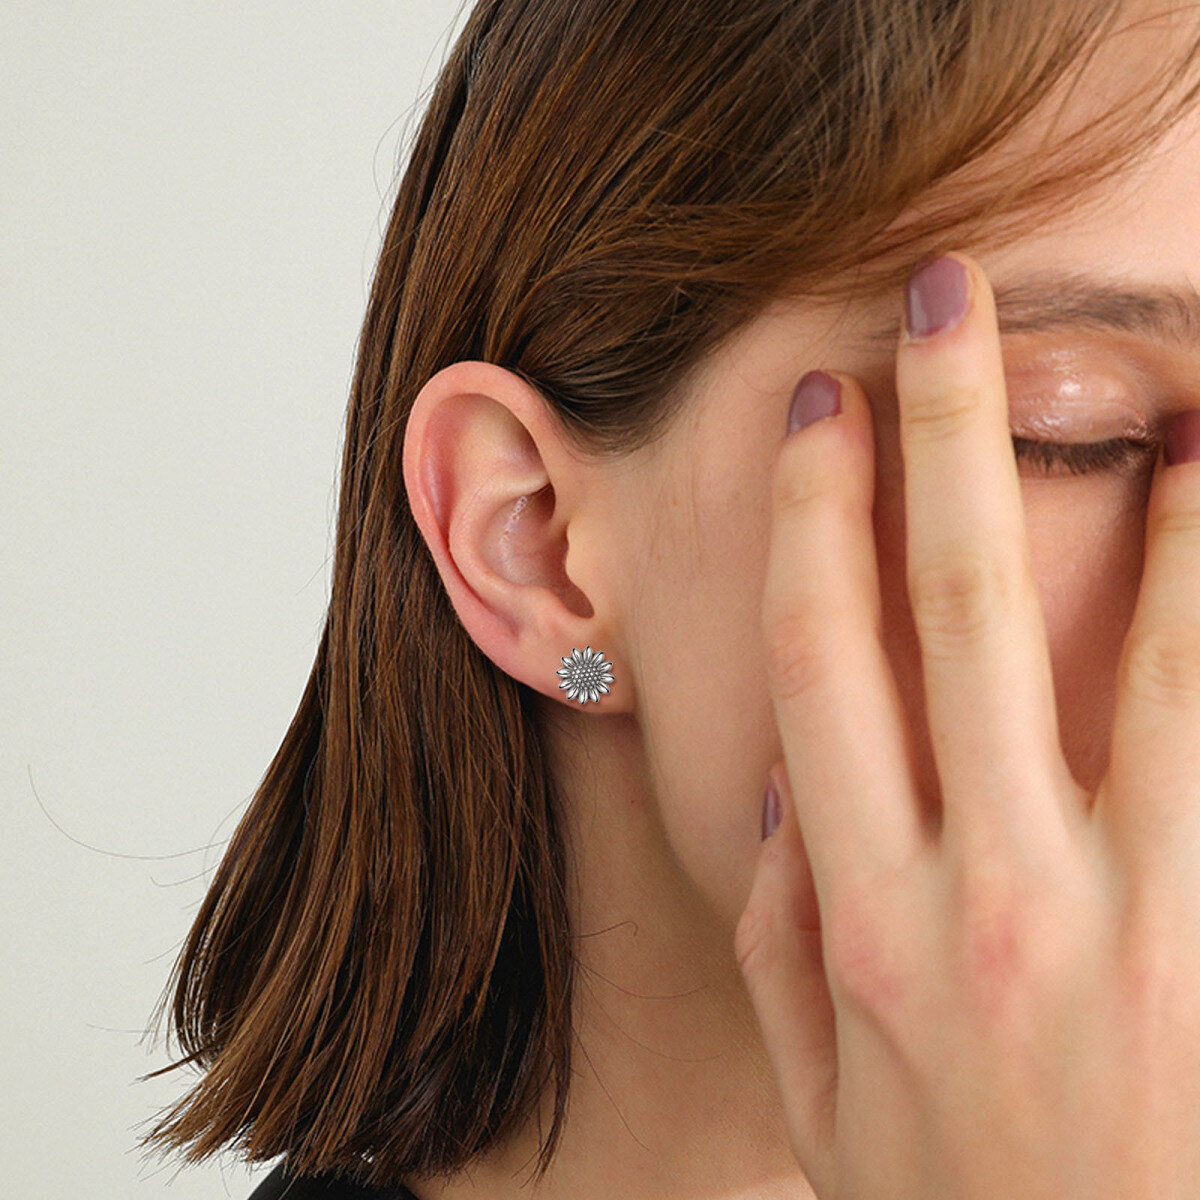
(630, 463, 781, 933)
(1024, 483, 1147, 631)
(1023, 481, 1149, 792)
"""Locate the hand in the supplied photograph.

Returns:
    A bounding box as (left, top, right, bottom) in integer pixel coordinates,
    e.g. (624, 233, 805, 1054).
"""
(735, 250, 1200, 1200)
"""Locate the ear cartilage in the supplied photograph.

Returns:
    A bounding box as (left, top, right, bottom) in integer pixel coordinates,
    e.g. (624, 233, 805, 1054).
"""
(555, 646, 615, 706)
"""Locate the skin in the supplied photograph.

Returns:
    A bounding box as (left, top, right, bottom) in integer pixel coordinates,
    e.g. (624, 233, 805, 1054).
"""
(400, 15, 1200, 1199)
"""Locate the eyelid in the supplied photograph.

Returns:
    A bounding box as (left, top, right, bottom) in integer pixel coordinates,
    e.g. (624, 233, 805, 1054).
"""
(1008, 412, 1157, 443)
(1006, 391, 1156, 443)
(1004, 358, 1158, 441)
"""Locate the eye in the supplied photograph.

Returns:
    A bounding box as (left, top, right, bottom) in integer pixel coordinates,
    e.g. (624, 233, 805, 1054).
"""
(1011, 436, 1158, 478)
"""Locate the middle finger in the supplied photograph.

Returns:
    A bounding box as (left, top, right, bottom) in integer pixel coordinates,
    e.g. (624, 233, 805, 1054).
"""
(895, 252, 1079, 865)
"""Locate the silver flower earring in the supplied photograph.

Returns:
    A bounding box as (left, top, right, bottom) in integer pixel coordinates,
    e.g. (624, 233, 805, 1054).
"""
(556, 646, 614, 706)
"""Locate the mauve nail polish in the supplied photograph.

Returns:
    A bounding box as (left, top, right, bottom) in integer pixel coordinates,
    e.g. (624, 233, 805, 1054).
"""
(1164, 409, 1200, 466)
(761, 780, 781, 840)
(787, 370, 841, 435)
(904, 255, 970, 339)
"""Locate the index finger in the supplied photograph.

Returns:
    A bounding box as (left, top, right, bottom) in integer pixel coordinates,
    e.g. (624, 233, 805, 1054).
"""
(762, 364, 927, 912)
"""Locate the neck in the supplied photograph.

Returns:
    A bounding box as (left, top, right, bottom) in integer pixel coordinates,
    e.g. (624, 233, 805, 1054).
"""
(413, 707, 818, 1200)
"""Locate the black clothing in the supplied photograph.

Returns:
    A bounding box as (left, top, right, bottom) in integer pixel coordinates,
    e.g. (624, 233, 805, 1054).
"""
(247, 1160, 421, 1200)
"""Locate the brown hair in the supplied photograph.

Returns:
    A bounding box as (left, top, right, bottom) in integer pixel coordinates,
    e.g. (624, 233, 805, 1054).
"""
(138, 0, 1200, 1189)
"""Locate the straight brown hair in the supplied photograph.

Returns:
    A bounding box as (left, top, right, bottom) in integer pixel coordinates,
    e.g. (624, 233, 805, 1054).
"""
(138, 0, 1200, 1189)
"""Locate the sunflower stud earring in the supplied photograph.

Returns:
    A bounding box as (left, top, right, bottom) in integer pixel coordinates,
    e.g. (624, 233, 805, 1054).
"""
(556, 646, 614, 706)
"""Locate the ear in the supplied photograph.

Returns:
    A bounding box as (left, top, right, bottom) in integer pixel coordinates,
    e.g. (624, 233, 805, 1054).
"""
(402, 360, 630, 712)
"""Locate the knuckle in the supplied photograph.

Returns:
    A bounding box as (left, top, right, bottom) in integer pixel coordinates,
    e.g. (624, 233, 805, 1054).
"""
(952, 860, 1067, 1027)
(763, 608, 841, 703)
(900, 381, 984, 444)
(823, 883, 910, 1018)
(1118, 617, 1200, 709)
(770, 442, 841, 518)
(1117, 911, 1189, 1030)
(1149, 503, 1200, 543)
(907, 550, 1015, 654)
(958, 879, 1031, 1001)
(733, 896, 775, 984)
(1121, 927, 1173, 1013)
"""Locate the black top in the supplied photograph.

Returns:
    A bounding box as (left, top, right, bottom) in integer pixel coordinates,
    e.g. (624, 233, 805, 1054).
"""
(247, 1160, 421, 1200)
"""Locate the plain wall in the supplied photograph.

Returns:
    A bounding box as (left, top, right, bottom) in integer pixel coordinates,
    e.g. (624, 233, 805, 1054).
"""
(1, 4, 473, 1196)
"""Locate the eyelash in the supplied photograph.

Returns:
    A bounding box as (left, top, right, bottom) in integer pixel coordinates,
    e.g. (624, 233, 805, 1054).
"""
(1011, 436, 1159, 477)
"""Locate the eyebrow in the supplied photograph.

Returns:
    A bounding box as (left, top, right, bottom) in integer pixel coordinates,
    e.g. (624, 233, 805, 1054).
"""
(854, 269, 1200, 350)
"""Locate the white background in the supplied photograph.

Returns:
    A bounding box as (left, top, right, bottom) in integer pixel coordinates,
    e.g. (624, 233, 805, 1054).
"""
(2, 4, 473, 1196)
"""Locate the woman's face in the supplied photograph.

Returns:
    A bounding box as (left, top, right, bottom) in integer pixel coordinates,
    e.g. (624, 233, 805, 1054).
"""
(399, 12, 1200, 1188)
(576, 99, 1200, 944)
(404, 14, 1200, 1044)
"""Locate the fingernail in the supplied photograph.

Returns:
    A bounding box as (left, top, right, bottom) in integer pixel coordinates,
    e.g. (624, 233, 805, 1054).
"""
(903, 254, 971, 340)
(1164, 409, 1200, 467)
(787, 370, 841, 435)
(761, 778, 782, 840)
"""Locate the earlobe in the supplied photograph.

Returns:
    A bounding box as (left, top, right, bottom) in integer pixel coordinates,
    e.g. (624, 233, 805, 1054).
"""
(556, 646, 616, 706)
(402, 360, 629, 712)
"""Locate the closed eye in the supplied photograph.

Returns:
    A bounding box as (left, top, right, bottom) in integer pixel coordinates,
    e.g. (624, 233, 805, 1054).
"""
(1011, 436, 1158, 477)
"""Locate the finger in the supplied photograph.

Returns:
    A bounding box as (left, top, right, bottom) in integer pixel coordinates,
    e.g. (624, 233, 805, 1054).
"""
(735, 763, 838, 1198)
(894, 252, 1079, 866)
(1095, 410, 1200, 890)
(762, 365, 926, 912)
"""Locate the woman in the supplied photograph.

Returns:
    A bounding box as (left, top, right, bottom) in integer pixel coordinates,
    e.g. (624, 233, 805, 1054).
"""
(138, 0, 1200, 1196)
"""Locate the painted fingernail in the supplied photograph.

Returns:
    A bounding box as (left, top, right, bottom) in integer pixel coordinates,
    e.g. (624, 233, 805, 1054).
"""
(761, 778, 782, 840)
(1164, 409, 1200, 467)
(787, 370, 841, 435)
(904, 254, 971, 340)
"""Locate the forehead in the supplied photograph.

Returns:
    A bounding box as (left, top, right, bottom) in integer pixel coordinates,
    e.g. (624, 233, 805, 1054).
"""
(668, 4, 1200, 443)
(961, 96, 1200, 315)
(841, 0, 1200, 332)
(685, 94, 1200, 427)
(819, 74, 1200, 362)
